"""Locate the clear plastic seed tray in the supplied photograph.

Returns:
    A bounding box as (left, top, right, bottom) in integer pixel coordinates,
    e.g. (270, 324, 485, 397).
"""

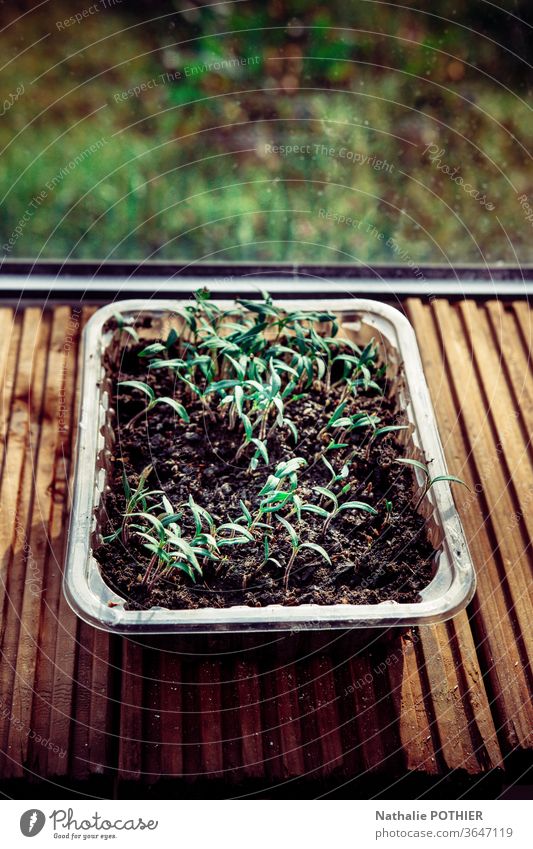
(64, 297, 475, 633)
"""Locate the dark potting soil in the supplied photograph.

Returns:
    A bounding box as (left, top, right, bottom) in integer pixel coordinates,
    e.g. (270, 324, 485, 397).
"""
(94, 343, 436, 611)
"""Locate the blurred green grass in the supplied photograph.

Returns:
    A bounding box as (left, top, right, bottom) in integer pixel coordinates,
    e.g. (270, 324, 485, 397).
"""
(0, 0, 531, 263)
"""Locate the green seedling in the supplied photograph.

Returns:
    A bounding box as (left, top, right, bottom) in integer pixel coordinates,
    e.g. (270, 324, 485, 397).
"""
(251, 457, 307, 523)
(103, 465, 163, 545)
(185, 495, 255, 548)
(138, 327, 179, 359)
(332, 339, 378, 387)
(321, 456, 350, 487)
(233, 499, 272, 540)
(118, 380, 190, 430)
(394, 458, 469, 511)
(236, 293, 282, 323)
(248, 437, 270, 471)
(223, 369, 297, 465)
(318, 402, 380, 455)
(185, 494, 216, 536)
(216, 380, 247, 430)
(268, 345, 323, 390)
(216, 523, 255, 547)
(275, 514, 331, 592)
(302, 486, 378, 534)
(112, 311, 139, 344)
(149, 355, 215, 410)
(318, 399, 350, 437)
(333, 411, 380, 435)
(106, 489, 213, 589)
(131, 492, 265, 589)
(235, 420, 270, 471)
(366, 424, 409, 457)
(371, 425, 409, 441)
(135, 520, 206, 589)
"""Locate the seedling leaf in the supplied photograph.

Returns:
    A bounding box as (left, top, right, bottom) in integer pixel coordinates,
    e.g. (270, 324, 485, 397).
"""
(118, 380, 155, 402)
(156, 397, 190, 422)
(337, 501, 378, 516)
(394, 458, 430, 478)
(300, 542, 331, 564)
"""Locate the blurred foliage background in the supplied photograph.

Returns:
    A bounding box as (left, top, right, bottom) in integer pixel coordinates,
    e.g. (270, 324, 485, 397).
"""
(0, 0, 532, 265)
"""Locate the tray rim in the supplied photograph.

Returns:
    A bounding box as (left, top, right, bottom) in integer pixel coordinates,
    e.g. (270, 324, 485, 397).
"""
(64, 295, 476, 633)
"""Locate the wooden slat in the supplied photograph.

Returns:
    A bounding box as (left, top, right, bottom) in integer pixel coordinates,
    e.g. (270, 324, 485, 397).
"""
(234, 658, 264, 779)
(0, 309, 51, 776)
(512, 300, 533, 365)
(0, 308, 19, 472)
(418, 622, 499, 774)
(198, 658, 224, 779)
(118, 639, 144, 781)
(274, 658, 306, 778)
(291, 659, 324, 778)
(459, 301, 533, 560)
(159, 651, 183, 779)
(388, 630, 439, 774)
(47, 307, 94, 777)
(142, 646, 161, 785)
(181, 660, 203, 780)
(346, 649, 403, 777)
(28, 306, 82, 777)
(259, 661, 284, 781)
(70, 623, 95, 781)
(87, 629, 113, 776)
(485, 303, 533, 452)
(6, 308, 76, 777)
(406, 298, 533, 753)
(446, 612, 502, 771)
(308, 654, 344, 775)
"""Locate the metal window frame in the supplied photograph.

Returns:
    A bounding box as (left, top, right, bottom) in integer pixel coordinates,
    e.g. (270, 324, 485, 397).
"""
(0, 260, 532, 299)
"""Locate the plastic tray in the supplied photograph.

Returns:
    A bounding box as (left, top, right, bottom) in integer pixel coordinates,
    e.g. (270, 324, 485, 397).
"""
(64, 297, 476, 633)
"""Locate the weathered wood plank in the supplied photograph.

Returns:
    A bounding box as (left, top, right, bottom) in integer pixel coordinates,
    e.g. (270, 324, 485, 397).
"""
(70, 623, 94, 781)
(198, 658, 224, 779)
(0, 308, 19, 473)
(346, 651, 398, 776)
(47, 306, 93, 776)
(406, 298, 533, 753)
(388, 630, 439, 774)
(485, 303, 533, 445)
(118, 639, 144, 781)
(274, 660, 306, 778)
(28, 304, 81, 777)
(234, 658, 264, 779)
(0, 309, 51, 776)
(6, 308, 74, 776)
(309, 654, 344, 774)
(159, 651, 183, 779)
(459, 300, 533, 562)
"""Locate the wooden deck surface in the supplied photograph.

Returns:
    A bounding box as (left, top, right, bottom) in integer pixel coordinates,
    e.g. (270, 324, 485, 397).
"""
(0, 298, 531, 797)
